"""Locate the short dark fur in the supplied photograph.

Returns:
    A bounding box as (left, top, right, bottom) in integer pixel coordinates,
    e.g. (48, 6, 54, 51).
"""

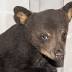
(0, 2, 72, 72)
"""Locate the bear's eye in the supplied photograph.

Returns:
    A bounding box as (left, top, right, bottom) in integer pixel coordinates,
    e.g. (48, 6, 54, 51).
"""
(62, 31, 67, 42)
(40, 33, 49, 41)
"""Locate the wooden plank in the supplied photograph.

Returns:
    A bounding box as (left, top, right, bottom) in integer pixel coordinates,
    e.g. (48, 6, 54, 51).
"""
(29, 0, 40, 12)
(0, 0, 29, 34)
(39, 0, 64, 11)
(64, 0, 72, 72)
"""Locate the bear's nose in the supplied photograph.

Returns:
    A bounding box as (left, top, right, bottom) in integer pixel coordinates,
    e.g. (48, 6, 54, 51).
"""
(55, 48, 64, 56)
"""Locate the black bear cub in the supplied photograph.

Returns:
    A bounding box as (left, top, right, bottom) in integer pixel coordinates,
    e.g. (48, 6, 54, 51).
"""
(0, 2, 72, 72)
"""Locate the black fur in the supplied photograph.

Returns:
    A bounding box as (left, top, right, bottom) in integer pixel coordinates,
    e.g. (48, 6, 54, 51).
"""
(0, 2, 72, 72)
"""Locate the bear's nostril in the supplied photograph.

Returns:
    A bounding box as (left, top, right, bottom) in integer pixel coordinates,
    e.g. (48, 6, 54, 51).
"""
(57, 49, 61, 53)
(56, 48, 63, 53)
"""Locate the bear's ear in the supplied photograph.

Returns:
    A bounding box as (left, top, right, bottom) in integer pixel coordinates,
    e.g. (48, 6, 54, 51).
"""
(14, 6, 32, 24)
(62, 2, 72, 21)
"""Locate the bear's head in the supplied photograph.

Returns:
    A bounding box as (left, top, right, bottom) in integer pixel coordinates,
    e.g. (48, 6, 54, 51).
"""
(14, 2, 72, 67)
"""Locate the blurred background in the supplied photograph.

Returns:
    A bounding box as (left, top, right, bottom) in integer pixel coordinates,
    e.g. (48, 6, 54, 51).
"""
(0, 0, 72, 72)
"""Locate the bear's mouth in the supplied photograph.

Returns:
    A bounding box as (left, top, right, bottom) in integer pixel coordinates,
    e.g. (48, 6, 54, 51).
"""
(54, 48, 64, 60)
(40, 49, 64, 67)
(55, 53, 64, 59)
(55, 53, 64, 67)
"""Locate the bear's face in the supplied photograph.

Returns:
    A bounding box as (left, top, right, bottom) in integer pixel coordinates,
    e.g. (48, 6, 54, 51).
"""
(14, 2, 72, 67)
(26, 10, 68, 67)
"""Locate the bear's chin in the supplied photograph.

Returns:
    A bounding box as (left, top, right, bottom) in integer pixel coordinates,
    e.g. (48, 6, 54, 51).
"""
(55, 55, 64, 67)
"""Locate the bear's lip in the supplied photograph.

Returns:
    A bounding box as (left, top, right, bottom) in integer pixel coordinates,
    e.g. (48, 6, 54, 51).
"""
(55, 53, 64, 59)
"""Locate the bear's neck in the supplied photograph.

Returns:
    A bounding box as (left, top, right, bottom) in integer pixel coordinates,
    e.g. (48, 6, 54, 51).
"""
(28, 46, 57, 72)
